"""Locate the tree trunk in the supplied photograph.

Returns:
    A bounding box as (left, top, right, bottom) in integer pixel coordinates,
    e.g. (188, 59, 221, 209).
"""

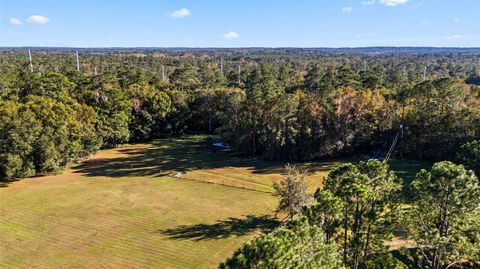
(252, 130, 256, 156)
(352, 195, 361, 269)
(208, 110, 212, 133)
(363, 202, 375, 263)
(343, 209, 349, 263)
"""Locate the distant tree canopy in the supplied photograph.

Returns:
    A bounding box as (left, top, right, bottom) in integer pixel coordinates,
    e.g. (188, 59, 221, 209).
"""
(1, 49, 479, 180)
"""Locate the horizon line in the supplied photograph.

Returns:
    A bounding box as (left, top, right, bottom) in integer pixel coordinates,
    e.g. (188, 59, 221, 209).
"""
(1, 46, 480, 49)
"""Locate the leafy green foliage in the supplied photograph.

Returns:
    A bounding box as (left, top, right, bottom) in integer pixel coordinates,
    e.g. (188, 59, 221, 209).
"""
(78, 73, 132, 148)
(1, 49, 479, 184)
(406, 161, 480, 269)
(404, 78, 480, 160)
(219, 217, 346, 269)
(0, 96, 99, 180)
(456, 140, 480, 176)
(306, 160, 403, 269)
(127, 82, 172, 140)
(365, 253, 407, 269)
(1, 49, 479, 268)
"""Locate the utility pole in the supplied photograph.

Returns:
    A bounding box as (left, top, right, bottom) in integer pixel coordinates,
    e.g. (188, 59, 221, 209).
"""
(400, 123, 404, 159)
(220, 58, 224, 76)
(76, 51, 80, 72)
(400, 104, 405, 160)
(28, 49, 33, 72)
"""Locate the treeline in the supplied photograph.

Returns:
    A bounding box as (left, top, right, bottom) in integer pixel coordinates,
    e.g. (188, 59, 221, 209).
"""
(0, 51, 479, 180)
(1, 49, 480, 86)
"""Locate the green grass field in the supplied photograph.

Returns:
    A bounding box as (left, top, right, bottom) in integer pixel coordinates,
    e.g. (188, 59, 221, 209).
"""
(0, 135, 429, 268)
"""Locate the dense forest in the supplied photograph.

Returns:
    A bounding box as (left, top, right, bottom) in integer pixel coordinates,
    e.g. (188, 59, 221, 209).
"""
(1, 48, 479, 180)
(1, 48, 479, 268)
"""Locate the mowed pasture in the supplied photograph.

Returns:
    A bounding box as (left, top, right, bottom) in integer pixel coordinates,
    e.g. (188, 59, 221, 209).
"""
(0, 135, 429, 268)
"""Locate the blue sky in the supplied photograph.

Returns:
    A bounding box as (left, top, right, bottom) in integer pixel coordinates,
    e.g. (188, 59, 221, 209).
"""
(1, 0, 479, 47)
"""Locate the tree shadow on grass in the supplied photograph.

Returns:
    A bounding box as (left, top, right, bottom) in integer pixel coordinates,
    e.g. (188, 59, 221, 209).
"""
(72, 135, 348, 180)
(0, 181, 12, 188)
(71, 135, 427, 186)
(388, 159, 432, 199)
(159, 214, 280, 241)
(72, 135, 297, 178)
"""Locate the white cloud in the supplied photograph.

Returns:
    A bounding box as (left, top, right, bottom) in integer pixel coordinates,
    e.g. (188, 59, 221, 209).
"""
(8, 18, 21, 25)
(453, 18, 460, 23)
(380, 0, 409, 6)
(342, 6, 353, 13)
(362, 0, 375, 5)
(27, 15, 50, 24)
(223, 31, 240, 40)
(167, 8, 191, 19)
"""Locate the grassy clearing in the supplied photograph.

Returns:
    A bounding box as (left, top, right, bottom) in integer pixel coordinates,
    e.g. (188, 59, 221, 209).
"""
(0, 135, 428, 268)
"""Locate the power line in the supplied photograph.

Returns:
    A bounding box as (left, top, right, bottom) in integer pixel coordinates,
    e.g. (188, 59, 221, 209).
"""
(384, 131, 400, 163)
(220, 58, 224, 75)
(237, 64, 241, 84)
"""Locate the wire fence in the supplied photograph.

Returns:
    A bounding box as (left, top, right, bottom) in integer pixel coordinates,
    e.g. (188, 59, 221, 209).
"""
(171, 172, 319, 240)
(172, 173, 273, 194)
